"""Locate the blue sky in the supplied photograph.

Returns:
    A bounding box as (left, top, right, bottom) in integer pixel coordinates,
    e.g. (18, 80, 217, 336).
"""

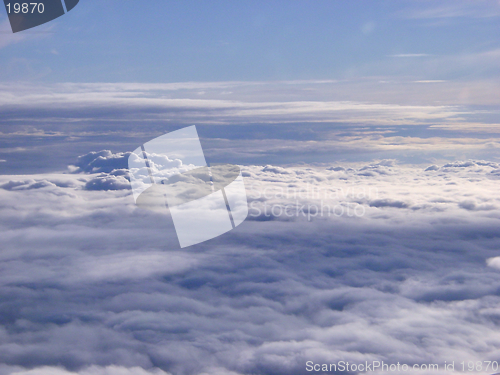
(1, 0, 500, 82)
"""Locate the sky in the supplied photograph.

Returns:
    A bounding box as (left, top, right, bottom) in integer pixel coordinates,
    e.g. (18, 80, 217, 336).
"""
(1, 0, 500, 83)
(1, 0, 500, 174)
(1, 1, 500, 375)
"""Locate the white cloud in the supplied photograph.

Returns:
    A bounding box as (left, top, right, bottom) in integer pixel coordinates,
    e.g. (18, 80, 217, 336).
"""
(390, 54, 430, 58)
(1, 153, 500, 374)
(0, 19, 26, 49)
(361, 21, 376, 35)
(0, 81, 477, 127)
(8, 366, 170, 375)
(0, 18, 55, 50)
(395, 1, 500, 20)
(487, 257, 500, 270)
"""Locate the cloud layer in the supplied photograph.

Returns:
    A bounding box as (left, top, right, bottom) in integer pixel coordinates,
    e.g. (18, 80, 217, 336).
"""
(0, 153, 500, 374)
(1, 79, 500, 175)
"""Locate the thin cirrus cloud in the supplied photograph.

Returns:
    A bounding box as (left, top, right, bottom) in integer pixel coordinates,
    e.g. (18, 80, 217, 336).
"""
(389, 54, 431, 57)
(394, 0, 500, 19)
(0, 81, 477, 126)
(0, 17, 55, 50)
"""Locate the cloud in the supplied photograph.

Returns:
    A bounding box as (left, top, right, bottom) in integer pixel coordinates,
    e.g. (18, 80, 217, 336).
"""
(84, 175, 131, 191)
(72, 151, 132, 174)
(261, 165, 295, 175)
(0, 19, 29, 49)
(395, 1, 500, 19)
(2, 80, 500, 178)
(0, 81, 477, 127)
(425, 165, 440, 171)
(2, 80, 500, 176)
(0, 178, 78, 191)
(443, 160, 499, 168)
(1, 153, 500, 374)
(487, 257, 500, 270)
(7, 366, 171, 375)
(458, 199, 497, 211)
(0, 18, 55, 50)
(361, 21, 376, 35)
(390, 54, 430, 58)
(369, 199, 409, 208)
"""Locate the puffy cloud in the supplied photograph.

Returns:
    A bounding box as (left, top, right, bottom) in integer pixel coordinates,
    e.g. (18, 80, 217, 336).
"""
(84, 176, 131, 191)
(0, 156, 500, 374)
(72, 151, 132, 174)
(487, 257, 500, 270)
(369, 199, 409, 208)
(261, 165, 295, 175)
(425, 165, 440, 171)
(0, 178, 79, 191)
